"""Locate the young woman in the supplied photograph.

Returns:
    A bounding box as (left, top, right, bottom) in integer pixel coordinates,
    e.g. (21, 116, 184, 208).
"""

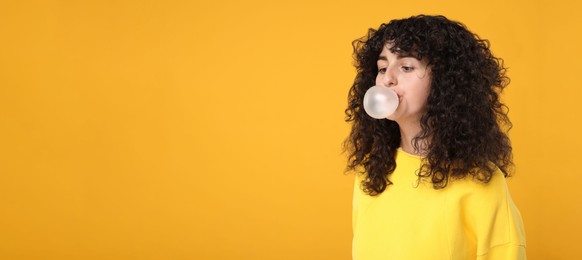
(342, 15, 527, 259)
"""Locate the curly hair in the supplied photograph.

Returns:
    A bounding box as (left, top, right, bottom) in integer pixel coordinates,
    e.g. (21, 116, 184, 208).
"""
(341, 14, 514, 196)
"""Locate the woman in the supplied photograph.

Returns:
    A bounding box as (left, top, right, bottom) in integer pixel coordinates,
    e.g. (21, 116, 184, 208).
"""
(342, 14, 527, 259)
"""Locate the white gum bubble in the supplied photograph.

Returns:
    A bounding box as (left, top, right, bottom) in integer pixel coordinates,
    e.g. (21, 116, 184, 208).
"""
(363, 85, 399, 119)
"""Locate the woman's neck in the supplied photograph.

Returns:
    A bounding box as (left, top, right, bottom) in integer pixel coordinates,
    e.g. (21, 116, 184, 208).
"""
(397, 119, 428, 156)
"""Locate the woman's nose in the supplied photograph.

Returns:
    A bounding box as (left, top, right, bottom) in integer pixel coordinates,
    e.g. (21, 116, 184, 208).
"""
(382, 71, 397, 87)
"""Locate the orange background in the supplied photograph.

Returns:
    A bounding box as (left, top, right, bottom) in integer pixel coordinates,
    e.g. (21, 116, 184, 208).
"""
(0, 0, 580, 259)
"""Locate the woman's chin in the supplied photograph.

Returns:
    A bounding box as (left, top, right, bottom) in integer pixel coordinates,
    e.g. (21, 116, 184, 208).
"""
(386, 113, 398, 121)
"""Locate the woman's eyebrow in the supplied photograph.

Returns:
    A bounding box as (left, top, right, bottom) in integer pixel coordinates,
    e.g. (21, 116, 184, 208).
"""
(377, 54, 417, 62)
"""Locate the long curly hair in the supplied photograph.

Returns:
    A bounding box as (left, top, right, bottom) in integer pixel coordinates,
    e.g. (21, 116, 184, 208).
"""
(342, 14, 514, 196)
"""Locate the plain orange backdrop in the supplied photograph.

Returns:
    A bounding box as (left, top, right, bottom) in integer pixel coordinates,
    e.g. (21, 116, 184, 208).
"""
(0, 0, 581, 259)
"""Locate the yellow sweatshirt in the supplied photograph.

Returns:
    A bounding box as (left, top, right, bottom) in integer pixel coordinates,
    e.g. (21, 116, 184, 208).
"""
(352, 147, 527, 259)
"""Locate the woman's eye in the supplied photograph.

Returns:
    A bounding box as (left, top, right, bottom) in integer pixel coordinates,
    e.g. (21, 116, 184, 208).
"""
(402, 66, 414, 72)
(378, 68, 387, 74)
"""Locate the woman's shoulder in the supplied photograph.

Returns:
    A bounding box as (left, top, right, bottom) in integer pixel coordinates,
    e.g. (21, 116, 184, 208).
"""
(441, 163, 516, 215)
(446, 163, 509, 195)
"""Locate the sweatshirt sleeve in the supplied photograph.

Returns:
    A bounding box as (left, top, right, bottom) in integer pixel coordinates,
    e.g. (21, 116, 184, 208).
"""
(352, 173, 360, 234)
(477, 242, 526, 260)
(452, 168, 527, 259)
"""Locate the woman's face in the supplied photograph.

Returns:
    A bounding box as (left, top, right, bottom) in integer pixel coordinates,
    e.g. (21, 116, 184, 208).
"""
(375, 42, 432, 125)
